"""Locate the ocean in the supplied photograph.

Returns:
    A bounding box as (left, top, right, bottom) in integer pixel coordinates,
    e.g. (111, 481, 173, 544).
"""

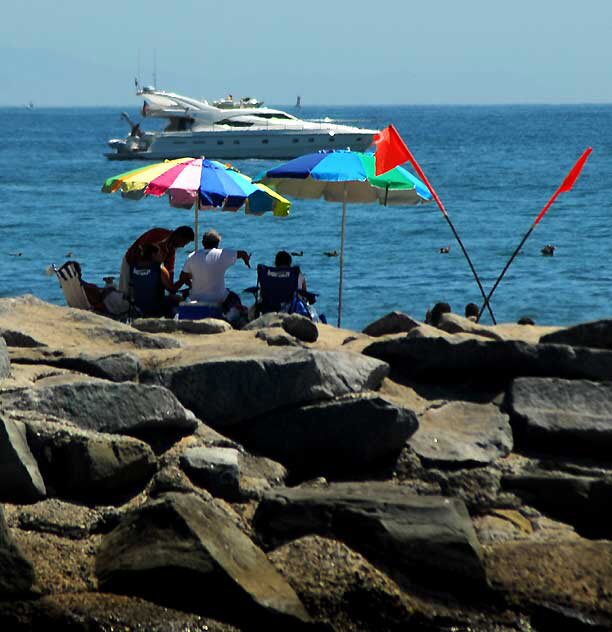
(1, 103, 611, 331)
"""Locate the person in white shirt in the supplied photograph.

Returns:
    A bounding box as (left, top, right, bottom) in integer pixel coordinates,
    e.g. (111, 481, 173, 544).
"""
(176, 230, 251, 315)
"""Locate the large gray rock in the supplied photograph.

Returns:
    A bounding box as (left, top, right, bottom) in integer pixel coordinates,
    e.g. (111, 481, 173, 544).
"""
(0, 337, 9, 379)
(7, 498, 113, 540)
(180, 446, 241, 501)
(10, 348, 141, 382)
(0, 505, 35, 596)
(436, 313, 504, 341)
(254, 482, 486, 591)
(410, 401, 513, 466)
(0, 415, 46, 503)
(235, 395, 418, 477)
(364, 336, 612, 382)
(0, 329, 45, 347)
(96, 491, 311, 628)
(24, 416, 157, 502)
(132, 318, 232, 335)
(281, 314, 318, 343)
(0, 380, 197, 444)
(506, 377, 612, 455)
(141, 349, 389, 428)
(540, 319, 612, 350)
(362, 311, 420, 337)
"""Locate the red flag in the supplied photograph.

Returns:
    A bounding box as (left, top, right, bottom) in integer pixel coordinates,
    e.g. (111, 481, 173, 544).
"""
(533, 147, 592, 226)
(373, 124, 411, 175)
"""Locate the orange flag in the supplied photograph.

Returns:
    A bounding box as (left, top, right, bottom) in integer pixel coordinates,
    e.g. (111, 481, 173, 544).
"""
(373, 124, 411, 176)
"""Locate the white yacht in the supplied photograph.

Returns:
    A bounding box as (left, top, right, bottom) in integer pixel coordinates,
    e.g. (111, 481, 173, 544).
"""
(105, 87, 378, 160)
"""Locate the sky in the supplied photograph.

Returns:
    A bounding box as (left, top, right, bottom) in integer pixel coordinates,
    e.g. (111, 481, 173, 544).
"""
(1, 0, 612, 106)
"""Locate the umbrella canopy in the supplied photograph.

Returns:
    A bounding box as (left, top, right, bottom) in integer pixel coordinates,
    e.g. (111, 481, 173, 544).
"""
(102, 157, 290, 247)
(255, 149, 431, 326)
(258, 150, 431, 204)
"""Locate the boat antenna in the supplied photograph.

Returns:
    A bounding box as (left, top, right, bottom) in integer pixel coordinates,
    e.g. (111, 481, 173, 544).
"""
(153, 48, 157, 88)
(137, 48, 141, 88)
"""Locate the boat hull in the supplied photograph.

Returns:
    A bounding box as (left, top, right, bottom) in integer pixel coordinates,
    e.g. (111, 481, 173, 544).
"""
(106, 129, 376, 160)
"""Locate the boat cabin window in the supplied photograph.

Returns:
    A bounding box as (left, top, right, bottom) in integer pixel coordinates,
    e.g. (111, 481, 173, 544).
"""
(217, 119, 254, 127)
(253, 112, 293, 120)
(164, 117, 194, 131)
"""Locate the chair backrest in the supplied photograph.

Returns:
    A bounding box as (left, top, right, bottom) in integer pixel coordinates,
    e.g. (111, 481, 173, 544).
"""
(53, 261, 92, 310)
(256, 264, 301, 313)
(130, 261, 164, 317)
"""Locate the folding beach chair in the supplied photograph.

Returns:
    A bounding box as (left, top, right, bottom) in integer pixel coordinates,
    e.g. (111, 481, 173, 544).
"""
(255, 264, 302, 314)
(52, 261, 93, 310)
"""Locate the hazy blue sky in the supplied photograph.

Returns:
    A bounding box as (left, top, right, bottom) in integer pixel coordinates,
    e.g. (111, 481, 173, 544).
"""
(2, 0, 611, 106)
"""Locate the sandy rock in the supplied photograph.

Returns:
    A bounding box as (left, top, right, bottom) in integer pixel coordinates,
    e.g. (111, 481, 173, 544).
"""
(269, 535, 416, 630)
(0, 329, 45, 347)
(23, 416, 157, 503)
(0, 415, 46, 503)
(5, 498, 111, 540)
(235, 394, 418, 478)
(96, 491, 312, 628)
(0, 296, 181, 352)
(364, 335, 612, 382)
(254, 482, 486, 591)
(256, 329, 305, 346)
(362, 310, 421, 337)
(242, 313, 286, 330)
(180, 446, 241, 501)
(132, 317, 233, 335)
(484, 539, 612, 627)
(437, 312, 505, 341)
(540, 318, 612, 350)
(0, 337, 9, 379)
(141, 349, 389, 428)
(506, 376, 612, 455)
(9, 347, 141, 382)
(281, 314, 319, 343)
(410, 401, 513, 466)
(0, 379, 197, 445)
(0, 504, 36, 596)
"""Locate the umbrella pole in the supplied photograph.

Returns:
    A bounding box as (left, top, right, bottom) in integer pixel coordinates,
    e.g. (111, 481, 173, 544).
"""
(194, 196, 199, 251)
(338, 184, 347, 327)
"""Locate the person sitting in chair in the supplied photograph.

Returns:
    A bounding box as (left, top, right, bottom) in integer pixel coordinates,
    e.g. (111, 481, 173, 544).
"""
(119, 225, 194, 295)
(254, 250, 320, 320)
(130, 244, 183, 318)
(274, 250, 307, 290)
(175, 229, 250, 324)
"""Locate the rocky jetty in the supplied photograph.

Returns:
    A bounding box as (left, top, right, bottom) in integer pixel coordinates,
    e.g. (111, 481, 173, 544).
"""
(2, 295, 612, 630)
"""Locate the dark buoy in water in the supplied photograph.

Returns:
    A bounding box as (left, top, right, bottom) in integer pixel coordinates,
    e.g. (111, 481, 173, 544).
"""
(541, 244, 555, 256)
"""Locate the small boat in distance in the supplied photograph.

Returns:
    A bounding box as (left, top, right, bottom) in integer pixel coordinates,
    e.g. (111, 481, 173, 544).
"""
(105, 86, 377, 161)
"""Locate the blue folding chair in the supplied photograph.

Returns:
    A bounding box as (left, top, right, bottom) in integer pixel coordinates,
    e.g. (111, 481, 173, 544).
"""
(251, 264, 320, 319)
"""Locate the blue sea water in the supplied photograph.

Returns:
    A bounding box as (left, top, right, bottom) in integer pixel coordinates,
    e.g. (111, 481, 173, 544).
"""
(1, 103, 611, 331)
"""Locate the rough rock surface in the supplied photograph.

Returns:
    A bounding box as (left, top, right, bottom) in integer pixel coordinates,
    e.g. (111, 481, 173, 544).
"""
(0, 505, 35, 596)
(410, 401, 513, 466)
(506, 376, 612, 454)
(0, 379, 197, 442)
(235, 394, 418, 477)
(254, 482, 486, 591)
(0, 337, 9, 379)
(96, 491, 312, 628)
(141, 349, 389, 428)
(3, 298, 612, 630)
(362, 310, 421, 337)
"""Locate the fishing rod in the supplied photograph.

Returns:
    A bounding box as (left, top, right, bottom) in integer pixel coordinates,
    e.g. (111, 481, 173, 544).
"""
(476, 147, 592, 323)
(374, 125, 497, 324)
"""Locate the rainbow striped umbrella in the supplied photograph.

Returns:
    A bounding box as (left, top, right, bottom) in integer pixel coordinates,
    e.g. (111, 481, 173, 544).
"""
(102, 157, 290, 247)
(255, 149, 431, 326)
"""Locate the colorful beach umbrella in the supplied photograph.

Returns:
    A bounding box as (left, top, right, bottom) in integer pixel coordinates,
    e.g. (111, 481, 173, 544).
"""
(102, 157, 290, 247)
(255, 149, 431, 326)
